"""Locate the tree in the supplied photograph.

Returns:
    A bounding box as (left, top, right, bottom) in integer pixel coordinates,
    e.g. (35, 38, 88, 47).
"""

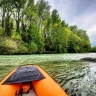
(76, 29, 91, 52)
(51, 9, 61, 25)
(51, 27, 69, 53)
(36, 0, 51, 34)
(0, 0, 13, 36)
(12, 0, 27, 32)
(27, 24, 44, 53)
(69, 25, 78, 33)
(68, 33, 81, 53)
(69, 26, 91, 52)
(0, 0, 91, 54)
(29, 42, 38, 54)
(91, 46, 96, 52)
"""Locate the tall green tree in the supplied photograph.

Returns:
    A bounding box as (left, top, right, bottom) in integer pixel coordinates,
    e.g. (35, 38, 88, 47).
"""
(68, 33, 81, 52)
(36, 0, 51, 34)
(0, 0, 13, 36)
(12, 0, 27, 32)
(51, 9, 61, 25)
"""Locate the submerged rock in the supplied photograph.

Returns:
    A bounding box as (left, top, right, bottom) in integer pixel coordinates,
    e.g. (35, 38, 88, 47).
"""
(81, 57, 96, 62)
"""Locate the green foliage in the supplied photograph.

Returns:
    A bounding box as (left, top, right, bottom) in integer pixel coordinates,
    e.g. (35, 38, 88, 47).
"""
(80, 40, 91, 52)
(18, 43, 28, 54)
(11, 30, 22, 41)
(51, 25, 69, 53)
(68, 33, 81, 53)
(51, 9, 61, 25)
(36, 0, 50, 19)
(0, 0, 91, 54)
(0, 27, 4, 36)
(0, 37, 5, 54)
(91, 46, 96, 52)
(27, 24, 39, 43)
(37, 41, 44, 53)
(29, 42, 37, 54)
(0, 37, 18, 54)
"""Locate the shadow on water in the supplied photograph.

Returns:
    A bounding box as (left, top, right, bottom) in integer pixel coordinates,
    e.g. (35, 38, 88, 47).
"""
(0, 54, 96, 96)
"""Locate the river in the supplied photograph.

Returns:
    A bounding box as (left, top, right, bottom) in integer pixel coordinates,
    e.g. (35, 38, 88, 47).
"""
(0, 53, 96, 96)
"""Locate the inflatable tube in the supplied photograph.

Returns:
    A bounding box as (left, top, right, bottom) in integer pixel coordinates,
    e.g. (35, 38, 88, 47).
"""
(0, 67, 22, 96)
(0, 65, 68, 96)
(32, 65, 68, 96)
(0, 83, 22, 96)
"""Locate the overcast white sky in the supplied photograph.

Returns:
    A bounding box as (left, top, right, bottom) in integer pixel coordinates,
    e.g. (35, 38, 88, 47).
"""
(35, 0, 96, 46)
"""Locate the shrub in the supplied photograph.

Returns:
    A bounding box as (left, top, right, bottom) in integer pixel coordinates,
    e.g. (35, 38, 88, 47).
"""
(0, 27, 4, 36)
(11, 30, 22, 41)
(91, 46, 96, 52)
(37, 41, 44, 53)
(29, 42, 37, 54)
(0, 37, 18, 54)
(18, 43, 29, 54)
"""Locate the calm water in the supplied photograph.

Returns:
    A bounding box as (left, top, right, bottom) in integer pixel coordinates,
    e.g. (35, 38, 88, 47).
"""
(0, 53, 96, 96)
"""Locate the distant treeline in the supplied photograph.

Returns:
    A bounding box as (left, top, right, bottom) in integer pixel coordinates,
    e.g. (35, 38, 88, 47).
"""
(91, 46, 96, 52)
(0, 0, 91, 54)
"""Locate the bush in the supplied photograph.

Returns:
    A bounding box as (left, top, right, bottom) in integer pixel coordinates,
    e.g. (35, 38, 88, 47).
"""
(29, 42, 37, 54)
(0, 27, 4, 36)
(18, 43, 29, 54)
(0, 37, 18, 54)
(37, 41, 44, 53)
(91, 46, 96, 52)
(11, 30, 22, 41)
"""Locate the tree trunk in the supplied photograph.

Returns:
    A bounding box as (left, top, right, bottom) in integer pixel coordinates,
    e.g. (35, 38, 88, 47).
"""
(16, 9, 20, 32)
(2, 8, 5, 28)
(16, 20, 20, 32)
(5, 13, 11, 36)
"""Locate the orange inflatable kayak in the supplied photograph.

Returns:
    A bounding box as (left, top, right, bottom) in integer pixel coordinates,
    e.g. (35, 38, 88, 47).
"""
(0, 65, 68, 96)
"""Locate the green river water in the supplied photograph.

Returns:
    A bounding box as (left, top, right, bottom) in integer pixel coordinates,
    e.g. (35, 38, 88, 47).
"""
(0, 53, 96, 96)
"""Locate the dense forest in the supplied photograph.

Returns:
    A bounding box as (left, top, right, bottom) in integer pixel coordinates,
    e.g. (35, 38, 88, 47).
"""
(91, 46, 96, 52)
(0, 0, 91, 54)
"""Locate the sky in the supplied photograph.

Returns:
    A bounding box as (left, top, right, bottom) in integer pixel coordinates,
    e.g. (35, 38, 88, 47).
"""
(35, 0, 96, 46)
